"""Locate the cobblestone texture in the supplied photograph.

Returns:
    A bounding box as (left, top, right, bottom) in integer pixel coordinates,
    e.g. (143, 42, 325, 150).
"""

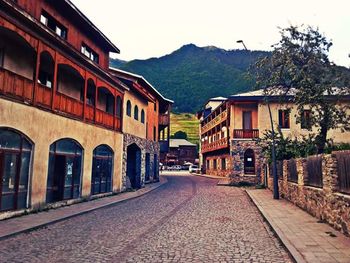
(0, 175, 292, 262)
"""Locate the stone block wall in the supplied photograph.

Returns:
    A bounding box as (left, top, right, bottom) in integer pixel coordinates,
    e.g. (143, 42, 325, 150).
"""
(122, 133, 160, 191)
(266, 152, 350, 236)
(205, 154, 232, 177)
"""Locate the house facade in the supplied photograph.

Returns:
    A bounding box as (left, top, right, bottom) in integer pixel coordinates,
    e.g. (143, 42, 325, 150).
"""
(0, 0, 172, 217)
(198, 90, 350, 180)
(162, 139, 197, 166)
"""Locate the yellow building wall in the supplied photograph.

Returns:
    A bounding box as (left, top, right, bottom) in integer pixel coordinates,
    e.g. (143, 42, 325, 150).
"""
(258, 102, 350, 143)
(229, 103, 258, 137)
(0, 99, 124, 208)
(123, 91, 147, 139)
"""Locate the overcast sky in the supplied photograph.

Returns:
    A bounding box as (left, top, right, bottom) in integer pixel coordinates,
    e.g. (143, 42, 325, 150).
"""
(71, 0, 350, 67)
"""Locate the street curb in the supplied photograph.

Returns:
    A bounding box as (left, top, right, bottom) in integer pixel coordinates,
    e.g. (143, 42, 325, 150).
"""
(193, 173, 227, 180)
(246, 190, 306, 263)
(0, 177, 168, 241)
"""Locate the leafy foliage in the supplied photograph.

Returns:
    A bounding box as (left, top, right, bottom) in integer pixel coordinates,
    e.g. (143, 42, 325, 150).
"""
(171, 130, 188, 140)
(111, 44, 269, 113)
(251, 25, 350, 153)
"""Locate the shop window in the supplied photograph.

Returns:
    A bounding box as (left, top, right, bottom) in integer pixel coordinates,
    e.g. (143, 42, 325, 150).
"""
(221, 158, 226, 170)
(91, 145, 113, 195)
(278, 109, 290, 129)
(81, 43, 99, 64)
(40, 11, 67, 39)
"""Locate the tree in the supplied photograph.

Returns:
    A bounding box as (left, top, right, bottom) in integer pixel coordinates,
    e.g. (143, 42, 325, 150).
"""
(171, 131, 188, 140)
(251, 25, 350, 153)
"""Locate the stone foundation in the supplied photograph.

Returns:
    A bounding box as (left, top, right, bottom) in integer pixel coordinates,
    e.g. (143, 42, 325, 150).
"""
(122, 134, 160, 191)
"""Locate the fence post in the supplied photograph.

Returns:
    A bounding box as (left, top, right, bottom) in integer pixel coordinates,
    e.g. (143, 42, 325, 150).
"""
(296, 158, 305, 187)
(323, 154, 338, 195)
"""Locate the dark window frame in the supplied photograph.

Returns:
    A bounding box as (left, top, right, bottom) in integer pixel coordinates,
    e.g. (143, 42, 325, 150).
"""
(141, 109, 145, 124)
(40, 10, 68, 40)
(126, 100, 132, 117)
(278, 109, 290, 129)
(301, 110, 312, 129)
(81, 43, 99, 64)
(134, 105, 139, 120)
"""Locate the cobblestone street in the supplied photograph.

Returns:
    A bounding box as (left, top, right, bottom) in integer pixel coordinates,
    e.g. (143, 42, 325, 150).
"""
(0, 175, 292, 263)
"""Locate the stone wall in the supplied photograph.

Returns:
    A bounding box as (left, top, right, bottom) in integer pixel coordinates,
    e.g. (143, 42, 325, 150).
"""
(122, 133, 160, 191)
(266, 152, 350, 236)
(231, 140, 262, 180)
(205, 154, 232, 177)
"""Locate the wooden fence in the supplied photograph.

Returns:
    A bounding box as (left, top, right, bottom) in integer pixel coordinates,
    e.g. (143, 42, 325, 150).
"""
(335, 151, 350, 194)
(305, 155, 323, 188)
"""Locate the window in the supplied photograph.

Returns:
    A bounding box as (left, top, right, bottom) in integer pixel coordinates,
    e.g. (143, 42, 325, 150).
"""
(206, 160, 210, 169)
(213, 159, 217, 170)
(301, 110, 311, 129)
(116, 96, 122, 117)
(91, 145, 113, 195)
(134, 105, 139, 120)
(126, 100, 132, 116)
(221, 158, 226, 170)
(141, 109, 145, 124)
(40, 11, 67, 39)
(278, 109, 290, 129)
(81, 44, 99, 64)
(154, 102, 157, 112)
(153, 126, 157, 141)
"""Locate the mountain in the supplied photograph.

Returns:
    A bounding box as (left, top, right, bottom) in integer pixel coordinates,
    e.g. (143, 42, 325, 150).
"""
(110, 44, 270, 113)
(110, 58, 127, 68)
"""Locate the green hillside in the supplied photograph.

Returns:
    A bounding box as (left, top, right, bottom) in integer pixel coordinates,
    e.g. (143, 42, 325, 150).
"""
(170, 113, 199, 145)
(111, 44, 269, 113)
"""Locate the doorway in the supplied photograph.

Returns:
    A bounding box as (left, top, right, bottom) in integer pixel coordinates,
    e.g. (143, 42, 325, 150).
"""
(126, 144, 141, 189)
(244, 149, 255, 175)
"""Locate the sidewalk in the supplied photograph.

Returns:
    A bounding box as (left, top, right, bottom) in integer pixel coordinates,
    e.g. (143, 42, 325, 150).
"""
(0, 177, 167, 241)
(247, 189, 350, 263)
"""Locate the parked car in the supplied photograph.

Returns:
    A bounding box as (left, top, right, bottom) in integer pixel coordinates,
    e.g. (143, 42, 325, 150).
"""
(169, 165, 182, 171)
(189, 165, 200, 173)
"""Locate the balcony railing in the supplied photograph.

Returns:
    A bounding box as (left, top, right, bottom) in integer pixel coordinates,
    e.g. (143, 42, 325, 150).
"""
(201, 137, 229, 153)
(0, 68, 33, 103)
(159, 113, 170, 126)
(201, 110, 227, 134)
(36, 83, 52, 108)
(0, 68, 124, 133)
(233, 129, 259, 139)
(54, 92, 84, 119)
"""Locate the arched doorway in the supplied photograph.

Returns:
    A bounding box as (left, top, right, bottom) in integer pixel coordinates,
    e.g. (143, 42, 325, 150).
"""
(46, 139, 83, 203)
(0, 128, 32, 212)
(244, 149, 255, 175)
(91, 145, 113, 195)
(126, 143, 141, 189)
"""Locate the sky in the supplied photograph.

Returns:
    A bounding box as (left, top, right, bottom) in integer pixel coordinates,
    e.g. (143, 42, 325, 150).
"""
(71, 0, 350, 67)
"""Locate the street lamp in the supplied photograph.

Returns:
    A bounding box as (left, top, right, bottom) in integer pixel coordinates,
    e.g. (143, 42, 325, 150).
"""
(236, 40, 248, 51)
(236, 39, 279, 199)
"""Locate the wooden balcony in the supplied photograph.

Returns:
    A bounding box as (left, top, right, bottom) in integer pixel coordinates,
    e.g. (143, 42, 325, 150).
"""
(0, 68, 123, 133)
(201, 137, 229, 153)
(233, 129, 259, 139)
(36, 84, 52, 108)
(0, 68, 33, 103)
(201, 110, 228, 134)
(54, 92, 84, 119)
(159, 113, 170, 126)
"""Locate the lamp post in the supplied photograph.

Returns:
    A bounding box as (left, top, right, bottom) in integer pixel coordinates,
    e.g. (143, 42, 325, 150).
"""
(236, 39, 279, 199)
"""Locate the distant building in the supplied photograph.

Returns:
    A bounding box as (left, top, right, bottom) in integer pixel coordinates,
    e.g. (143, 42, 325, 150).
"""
(162, 139, 197, 166)
(197, 90, 350, 180)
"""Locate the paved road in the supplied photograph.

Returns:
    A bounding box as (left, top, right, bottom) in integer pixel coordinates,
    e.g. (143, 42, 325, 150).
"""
(0, 175, 292, 263)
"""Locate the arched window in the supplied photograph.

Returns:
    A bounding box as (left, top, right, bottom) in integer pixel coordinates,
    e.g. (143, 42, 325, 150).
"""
(134, 105, 139, 120)
(116, 96, 122, 117)
(126, 100, 132, 117)
(57, 64, 84, 101)
(46, 139, 83, 203)
(97, 87, 115, 115)
(0, 128, 32, 212)
(91, 145, 113, 195)
(86, 79, 96, 106)
(141, 109, 145, 124)
(38, 51, 54, 88)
